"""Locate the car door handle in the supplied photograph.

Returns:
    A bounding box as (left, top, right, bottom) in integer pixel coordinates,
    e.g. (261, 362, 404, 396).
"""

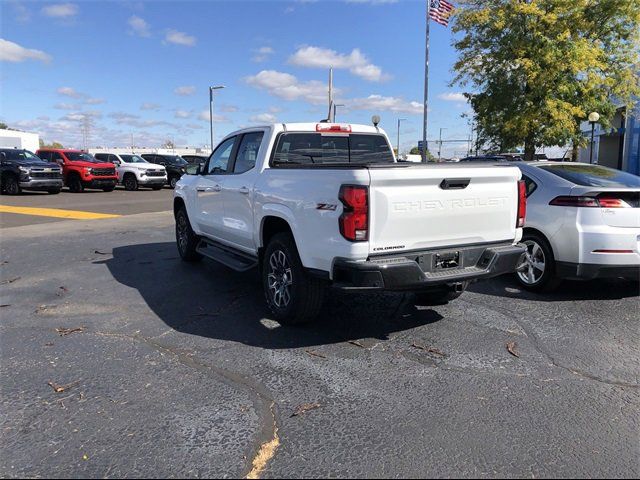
(196, 185, 221, 192)
(239, 186, 250, 195)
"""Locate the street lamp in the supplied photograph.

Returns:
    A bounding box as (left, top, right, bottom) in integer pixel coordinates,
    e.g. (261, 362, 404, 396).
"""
(396, 118, 406, 159)
(588, 111, 600, 164)
(438, 127, 447, 161)
(209, 85, 225, 152)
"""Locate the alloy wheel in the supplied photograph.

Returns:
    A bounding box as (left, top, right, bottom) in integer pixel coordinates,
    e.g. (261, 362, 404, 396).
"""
(177, 213, 189, 254)
(267, 250, 293, 308)
(517, 240, 546, 285)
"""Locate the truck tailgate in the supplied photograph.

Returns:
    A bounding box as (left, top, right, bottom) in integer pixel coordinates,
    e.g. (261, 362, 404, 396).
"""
(368, 165, 521, 254)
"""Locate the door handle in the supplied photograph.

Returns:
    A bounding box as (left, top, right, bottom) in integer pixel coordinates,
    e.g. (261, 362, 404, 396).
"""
(212, 184, 222, 192)
(239, 186, 250, 195)
(196, 186, 221, 192)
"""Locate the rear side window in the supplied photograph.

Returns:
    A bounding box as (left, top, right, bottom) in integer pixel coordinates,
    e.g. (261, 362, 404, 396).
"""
(234, 132, 264, 174)
(540, 164, 640, 187)
(522, 175, 537, 197)
(272, 133, 393, 166)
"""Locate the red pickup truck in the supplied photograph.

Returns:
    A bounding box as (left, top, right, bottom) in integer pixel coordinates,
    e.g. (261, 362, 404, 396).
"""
(36, 149, 118, 192)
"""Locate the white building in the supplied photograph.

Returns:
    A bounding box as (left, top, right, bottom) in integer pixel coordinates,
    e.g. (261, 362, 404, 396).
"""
(0, 129, 40, 152)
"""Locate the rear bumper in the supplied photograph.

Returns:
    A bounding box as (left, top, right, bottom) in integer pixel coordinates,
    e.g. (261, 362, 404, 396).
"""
(556, 262, 640, 281)
(19, 178, 63, 190)
(332, 242, 525, 291)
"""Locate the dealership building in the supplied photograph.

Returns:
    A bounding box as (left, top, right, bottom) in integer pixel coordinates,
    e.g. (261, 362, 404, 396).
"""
(0, 128, 40, 153)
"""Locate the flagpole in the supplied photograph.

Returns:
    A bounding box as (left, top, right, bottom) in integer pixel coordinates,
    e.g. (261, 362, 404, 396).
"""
(422, 0, 431, 163)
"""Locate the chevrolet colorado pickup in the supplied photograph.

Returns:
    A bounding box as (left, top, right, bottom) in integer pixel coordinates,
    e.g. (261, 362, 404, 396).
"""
(36, 149, 117, 192)
(174, 122, 527, 324)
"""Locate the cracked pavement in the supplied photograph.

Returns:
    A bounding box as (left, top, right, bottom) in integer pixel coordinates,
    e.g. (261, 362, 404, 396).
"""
(1, 211, 639, 478)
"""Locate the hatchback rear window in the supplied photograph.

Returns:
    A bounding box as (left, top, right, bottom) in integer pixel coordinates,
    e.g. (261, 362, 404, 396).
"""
(272, 133, 393, 166)
(539, 164, 640, 188)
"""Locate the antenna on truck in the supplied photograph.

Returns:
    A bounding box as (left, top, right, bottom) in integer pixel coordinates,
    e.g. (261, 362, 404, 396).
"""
(327, 67, 335, 123)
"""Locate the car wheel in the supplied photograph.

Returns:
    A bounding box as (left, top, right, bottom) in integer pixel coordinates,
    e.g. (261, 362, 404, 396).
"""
(175, 208, 202, 262)
(169, 176, 178, 189)
(47, 188, 61, 195)
(262, 232, 326, 325)
(68, 175, 84, 193)
(2, 175, 21, 195)
(414, 282, 468, 306)
(516, 232, 561, 291)
(123, 174, 138, 191)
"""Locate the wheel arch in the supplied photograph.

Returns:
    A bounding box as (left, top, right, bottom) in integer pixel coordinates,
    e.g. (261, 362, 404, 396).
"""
(522, 226, 558, 260)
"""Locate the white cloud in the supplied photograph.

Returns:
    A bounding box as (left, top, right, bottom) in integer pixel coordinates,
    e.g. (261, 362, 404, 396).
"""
(109, 112, 178, 129)
(289, 45, 389, 82)
(253, 46, 275, 63)
(11, 2, 31, 23)
(0, 39, 51, 63)
(346, 95, 423, 115)
(174, 85, 196, 96)
(219, 104, 239, 113)
(140, 102, 161, 111)
(438, 92, 468, 102)
(128, 15, 150, 37)
(54, 103, 81, 110)
(249, 113, 277, 123)
(198, 110, 228, 123)
(245, 70, 334, 105)
(57, 86, 82, 98)
(42, 3, 78, 18)
(174, 110, 192, 119)
(165, 29, 196, 47)
(85, 97, 105, 105)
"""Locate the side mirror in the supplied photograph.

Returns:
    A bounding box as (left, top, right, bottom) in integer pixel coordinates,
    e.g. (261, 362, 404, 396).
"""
(113, 160, 121, 166)
(185, 164, 201, 175)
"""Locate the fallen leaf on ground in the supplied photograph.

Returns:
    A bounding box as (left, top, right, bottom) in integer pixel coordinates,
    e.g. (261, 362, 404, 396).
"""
(56, 327, 84, 337)
(48, 380, 80, 393)
(506, 341, 520, 358)
(56, 286, 69, 297)
(0, 277, 20, 285)
(0, 304, 10, 308)
(411, 342, 446, 357)
(93, 250, 110, 255)
(305, 350, 327, 359)
(291, 403, 321, 417)
(348, 340, 365, 348)
(44, 342, 54, 347)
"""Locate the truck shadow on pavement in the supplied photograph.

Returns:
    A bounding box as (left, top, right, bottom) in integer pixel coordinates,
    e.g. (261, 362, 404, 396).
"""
(102, 242, 443, 349)
(470, 274, 639, 301)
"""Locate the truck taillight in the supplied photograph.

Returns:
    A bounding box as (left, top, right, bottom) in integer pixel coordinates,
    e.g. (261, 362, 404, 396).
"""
(517, 180, 526, 228)
(339, 185, 368, 242)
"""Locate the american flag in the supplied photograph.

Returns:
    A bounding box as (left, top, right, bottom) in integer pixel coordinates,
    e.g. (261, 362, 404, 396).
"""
(429, 0, 454, 27)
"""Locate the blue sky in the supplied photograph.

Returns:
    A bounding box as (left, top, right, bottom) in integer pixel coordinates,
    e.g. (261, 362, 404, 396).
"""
(1, 0, 473, 155)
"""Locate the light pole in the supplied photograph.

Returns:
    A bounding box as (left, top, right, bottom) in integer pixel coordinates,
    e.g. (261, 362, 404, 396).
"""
(588, 111, 600, 164)
(209, 85, 225, 152)
(396, 118, 406, 159)
(333, 103, 345, 122)
(438, 127, 447, 161)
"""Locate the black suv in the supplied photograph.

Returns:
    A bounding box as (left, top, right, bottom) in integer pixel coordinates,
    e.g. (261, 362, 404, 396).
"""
(140, 154, 187, 188)
(182, 154, 208, 167)
(0, 149, 63, 195)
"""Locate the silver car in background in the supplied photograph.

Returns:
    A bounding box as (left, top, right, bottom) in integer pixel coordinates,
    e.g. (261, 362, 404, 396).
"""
(515, 162, 640, 291)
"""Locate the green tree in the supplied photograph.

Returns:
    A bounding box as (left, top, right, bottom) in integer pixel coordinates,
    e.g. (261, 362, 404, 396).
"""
(39, 139, 64, 148)
(452, 0, 640, 161)
(0, 122, 8, 130)
(409, 147, 436, 161)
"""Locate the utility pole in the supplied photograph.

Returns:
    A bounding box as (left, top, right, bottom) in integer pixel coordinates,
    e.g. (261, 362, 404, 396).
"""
(438, 127, 447, 161)
(397, 118, 406, 159)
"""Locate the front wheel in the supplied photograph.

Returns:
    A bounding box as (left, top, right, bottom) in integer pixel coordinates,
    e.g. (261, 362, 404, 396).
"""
(123, 175, 138, 191)
(262, 232, 326, 325)
(2, 175, 21, 195)
(68, 176, 84, 193)
(515, 233, 561, 291)
(175, 208, 202, 262)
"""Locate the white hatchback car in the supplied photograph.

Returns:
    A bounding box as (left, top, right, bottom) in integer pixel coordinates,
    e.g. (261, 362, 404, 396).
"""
(515, 162, 639, 290)
(94, 153, 167, 191)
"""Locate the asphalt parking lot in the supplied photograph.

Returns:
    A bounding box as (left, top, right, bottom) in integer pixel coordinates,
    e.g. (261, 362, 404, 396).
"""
(0, 192, 639, 478)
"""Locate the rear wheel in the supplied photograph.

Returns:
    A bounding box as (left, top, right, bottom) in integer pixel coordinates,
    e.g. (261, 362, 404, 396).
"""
(169, 176, 179, 189)
(414, 282, 468, 306)
(262, 232, 326, 325)
(515, 232, 561, 291)
(1, 175, 21, 195)
(68, 175, 84, 193)
(123, 174, 138, 191)
(175, 208, 202, 262)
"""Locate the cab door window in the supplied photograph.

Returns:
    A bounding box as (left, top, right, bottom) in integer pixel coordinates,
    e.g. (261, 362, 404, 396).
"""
(233, 132, 264, 174)
(207, 136, 237, 174)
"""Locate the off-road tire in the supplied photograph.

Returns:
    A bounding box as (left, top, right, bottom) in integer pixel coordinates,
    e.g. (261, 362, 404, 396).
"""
(175, 207, 202, 262)
(1, 174, 21, 195)
(123, 174, 138, 191)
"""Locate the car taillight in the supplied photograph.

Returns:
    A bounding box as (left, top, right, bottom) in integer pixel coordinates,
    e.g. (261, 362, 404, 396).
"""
(517, 180, 526, 228)
(339, 185, 368, 242)
(549, 196, 630, 208)
(316, 123, 352, 133)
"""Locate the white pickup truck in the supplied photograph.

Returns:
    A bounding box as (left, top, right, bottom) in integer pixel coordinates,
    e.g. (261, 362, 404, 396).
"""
(174, 122, 526, 324)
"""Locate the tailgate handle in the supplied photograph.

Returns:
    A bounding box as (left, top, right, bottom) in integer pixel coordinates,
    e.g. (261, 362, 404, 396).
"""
(440, 178, 470, 190)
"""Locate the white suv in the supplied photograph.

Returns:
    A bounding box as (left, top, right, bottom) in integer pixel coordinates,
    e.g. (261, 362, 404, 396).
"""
(95, 153, 167, 191)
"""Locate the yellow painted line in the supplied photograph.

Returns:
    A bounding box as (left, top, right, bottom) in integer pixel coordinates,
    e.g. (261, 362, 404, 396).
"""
(0, 205, 121, 220)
